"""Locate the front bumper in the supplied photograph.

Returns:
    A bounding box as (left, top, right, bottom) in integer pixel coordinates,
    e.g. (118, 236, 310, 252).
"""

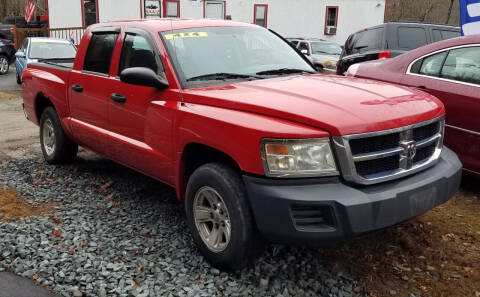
(321, 68, 337, 74)
(243, 147, 462, 245)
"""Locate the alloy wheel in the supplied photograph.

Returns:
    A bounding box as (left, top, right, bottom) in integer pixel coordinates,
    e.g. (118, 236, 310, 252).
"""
(193, 186, 232, 253)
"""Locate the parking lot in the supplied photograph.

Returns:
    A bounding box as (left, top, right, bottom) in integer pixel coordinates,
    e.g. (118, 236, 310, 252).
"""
(0, 62, 479, 297)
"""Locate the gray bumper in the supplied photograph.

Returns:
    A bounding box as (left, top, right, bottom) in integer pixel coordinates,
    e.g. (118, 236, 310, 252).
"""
(243, 147, 462, 245)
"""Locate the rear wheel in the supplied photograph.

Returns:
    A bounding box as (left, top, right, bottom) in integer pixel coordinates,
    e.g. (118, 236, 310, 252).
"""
(39, 107, 78, 164)
(185, 162, 264, 270)
(0, 55, 9, 75)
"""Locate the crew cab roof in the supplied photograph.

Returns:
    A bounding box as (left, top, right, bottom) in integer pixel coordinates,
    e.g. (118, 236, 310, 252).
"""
(87, 19, 258, 33)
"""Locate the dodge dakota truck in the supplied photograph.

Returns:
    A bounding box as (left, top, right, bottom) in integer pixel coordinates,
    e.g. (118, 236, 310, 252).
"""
(21, 19, 462, 270)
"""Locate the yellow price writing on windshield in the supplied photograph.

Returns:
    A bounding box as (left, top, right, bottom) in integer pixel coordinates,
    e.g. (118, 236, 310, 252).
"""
(164, 32, 208, 40)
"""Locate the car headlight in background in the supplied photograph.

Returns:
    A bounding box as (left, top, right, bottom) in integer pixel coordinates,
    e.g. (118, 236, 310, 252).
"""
(261, 138, 338, 178)
(325, 61, 336, 69)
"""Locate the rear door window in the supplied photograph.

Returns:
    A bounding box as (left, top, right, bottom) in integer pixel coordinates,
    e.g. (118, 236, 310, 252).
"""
(349, 28, 383, 54)
(83, 32, 119, 75)
(440, 46, 480, 85)
(418, 51, 447, 77)
(398, 27, 428, 50)
(432, 29, 461, 42)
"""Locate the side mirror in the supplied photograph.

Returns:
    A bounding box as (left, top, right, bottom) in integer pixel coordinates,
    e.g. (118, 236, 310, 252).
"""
(301, 49, 309, 55)
(120, 67, 169, 89)
(15, 51, 25, 58)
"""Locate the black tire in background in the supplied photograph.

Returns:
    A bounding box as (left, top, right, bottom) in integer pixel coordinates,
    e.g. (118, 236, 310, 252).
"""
(0, 55, 9, 75)
(185, 162, 264, 271)
(16, 73, 21, 84)
(39, 107, 78, 164)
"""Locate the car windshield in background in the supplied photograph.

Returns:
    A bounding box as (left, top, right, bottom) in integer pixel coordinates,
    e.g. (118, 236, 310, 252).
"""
(29, 41, 77, 59)
(311, 42, 342, 55)
(161, 27, 315, 87)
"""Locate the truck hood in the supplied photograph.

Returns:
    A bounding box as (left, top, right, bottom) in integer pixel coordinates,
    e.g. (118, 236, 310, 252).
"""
(182, 74, 444, 136)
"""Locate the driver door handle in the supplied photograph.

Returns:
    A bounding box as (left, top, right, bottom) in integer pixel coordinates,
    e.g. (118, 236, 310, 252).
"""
(72, 84, 83, 92)
(110, 93, 126, 103)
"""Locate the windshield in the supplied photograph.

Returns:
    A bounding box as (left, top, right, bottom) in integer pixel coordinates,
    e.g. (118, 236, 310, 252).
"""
(28, 41, 77, 59)
(310, 42, 342, 55)
(161, 26, 314, 87)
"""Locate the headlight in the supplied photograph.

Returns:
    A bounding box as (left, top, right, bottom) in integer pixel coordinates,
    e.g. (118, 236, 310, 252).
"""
(325, 61, 336, 69)
(261, 138, 338, 178)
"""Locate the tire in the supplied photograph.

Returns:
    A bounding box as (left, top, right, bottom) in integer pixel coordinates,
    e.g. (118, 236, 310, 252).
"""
(39, 107, 78, 164)
(185, 162, 264, 270)
(16, 73, 21, 84)
(0, 55, 9, 75)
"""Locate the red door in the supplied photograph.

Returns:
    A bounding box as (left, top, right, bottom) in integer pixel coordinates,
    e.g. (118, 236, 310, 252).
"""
(68, 31, 120, 156)
(402, 46, 480, 174)
(106, 30, 179, 185)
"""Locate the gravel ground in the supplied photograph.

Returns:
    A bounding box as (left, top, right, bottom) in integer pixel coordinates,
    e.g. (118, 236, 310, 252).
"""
(0, 149, 362, 297)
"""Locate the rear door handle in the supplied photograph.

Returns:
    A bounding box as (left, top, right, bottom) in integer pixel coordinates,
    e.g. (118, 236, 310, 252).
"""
(110, 93, 126, 103)
(417, 85, 427, 89)
(72, 84, 83, 92)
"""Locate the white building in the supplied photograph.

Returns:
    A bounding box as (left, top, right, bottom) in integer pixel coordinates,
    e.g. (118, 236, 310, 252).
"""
(46, 0, 386, 44)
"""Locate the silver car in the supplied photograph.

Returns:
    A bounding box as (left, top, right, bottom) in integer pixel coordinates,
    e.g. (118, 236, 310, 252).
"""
(287, 38, 342, 74)
(14, 37, 76, 84)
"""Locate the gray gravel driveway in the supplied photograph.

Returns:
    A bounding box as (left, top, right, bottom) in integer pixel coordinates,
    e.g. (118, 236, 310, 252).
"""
(0, 147, 361, 297)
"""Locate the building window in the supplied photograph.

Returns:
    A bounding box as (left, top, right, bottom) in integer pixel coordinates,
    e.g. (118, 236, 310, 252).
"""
(83, 0, 98, 27)
(324, 6, 338, 35)
(254, 4, 268, 27)
(165, 0, 180, 17)
(204, 1, 225, 19)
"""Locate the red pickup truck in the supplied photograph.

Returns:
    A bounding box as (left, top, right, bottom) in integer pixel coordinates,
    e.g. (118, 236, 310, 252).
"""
(21, 19, 462, 270)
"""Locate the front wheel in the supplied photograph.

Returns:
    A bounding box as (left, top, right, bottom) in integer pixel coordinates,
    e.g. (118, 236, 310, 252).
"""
(39, 107, 78, 164)
(185, 162, 264, 270)
(0, 55, 9, 75)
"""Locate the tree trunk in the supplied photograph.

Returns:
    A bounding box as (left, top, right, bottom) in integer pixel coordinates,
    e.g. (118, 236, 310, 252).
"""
(446, 0, 455, 24)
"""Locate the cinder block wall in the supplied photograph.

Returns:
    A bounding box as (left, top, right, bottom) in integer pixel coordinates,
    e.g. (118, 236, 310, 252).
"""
(385, 0, 460, 26)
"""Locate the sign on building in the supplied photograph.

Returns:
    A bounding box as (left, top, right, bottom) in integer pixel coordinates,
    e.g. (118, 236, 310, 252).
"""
(145, 0, 161, 19)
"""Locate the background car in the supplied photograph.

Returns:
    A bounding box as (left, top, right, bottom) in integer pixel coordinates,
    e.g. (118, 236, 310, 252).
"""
(347, 35, 480, 176)
(0, 38, 15, 75)
(337, 22, 461, 75)
(14, 37, 77, 84)
(287, 38, 341, 73)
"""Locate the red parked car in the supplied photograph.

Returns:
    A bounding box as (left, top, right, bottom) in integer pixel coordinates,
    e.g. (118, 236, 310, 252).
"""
(348, 35, 480, 176)
(21, 20, 462, 270)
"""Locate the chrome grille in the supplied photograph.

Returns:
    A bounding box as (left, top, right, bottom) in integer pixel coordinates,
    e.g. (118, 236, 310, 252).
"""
(333, 117, 444, 185)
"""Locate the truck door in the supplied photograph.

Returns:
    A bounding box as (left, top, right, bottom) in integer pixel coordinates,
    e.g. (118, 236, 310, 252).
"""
(68, 29, 120, 155)
(106, 28, 178, 184)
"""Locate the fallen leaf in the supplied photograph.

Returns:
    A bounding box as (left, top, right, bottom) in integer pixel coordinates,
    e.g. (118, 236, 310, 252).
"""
(100, 181, 113, 192)
(105, 194, 114, 201)
(49, 216, 61, 224)
(53, 229, 62, 238)
(33, 274, 39, 281)
(136, 265, 143, 273)
(68, 247, 75, 255)
(131, 280, 139, 289)
(330, 263, 340, 275)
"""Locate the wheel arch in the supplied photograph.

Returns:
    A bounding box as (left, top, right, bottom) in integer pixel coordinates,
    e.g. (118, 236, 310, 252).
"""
(35, 92, 56, 123)
(176, 142, 242, 201)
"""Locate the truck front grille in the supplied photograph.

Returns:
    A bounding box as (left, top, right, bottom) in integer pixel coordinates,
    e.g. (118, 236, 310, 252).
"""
(333, 117, 444, 185)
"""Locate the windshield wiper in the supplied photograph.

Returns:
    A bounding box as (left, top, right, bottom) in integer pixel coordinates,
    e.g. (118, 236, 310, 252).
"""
(186, 73, 263, 82)
(256, 68, 316, 76)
